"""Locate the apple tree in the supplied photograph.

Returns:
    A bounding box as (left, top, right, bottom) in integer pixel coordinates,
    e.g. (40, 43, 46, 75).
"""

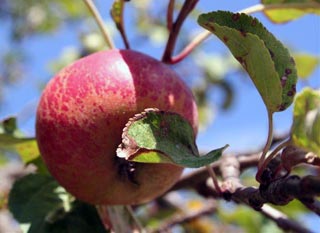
(0, 0, 319, 232)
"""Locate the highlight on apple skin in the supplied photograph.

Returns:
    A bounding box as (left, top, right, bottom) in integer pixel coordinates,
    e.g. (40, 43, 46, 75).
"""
(36, 49, 198, 205)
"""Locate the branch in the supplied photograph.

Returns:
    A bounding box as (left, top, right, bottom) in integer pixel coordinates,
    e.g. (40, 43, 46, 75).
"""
(281, 145, 320, 172)
(260, 205, 314, 233)
(300, 198, 320, 216)
(170, 153, 260, 192)
(170, 153, 316, 232)
(218, 155, 315, 233)
(150, 201, 217, 233)
(162, 0, 199, 63)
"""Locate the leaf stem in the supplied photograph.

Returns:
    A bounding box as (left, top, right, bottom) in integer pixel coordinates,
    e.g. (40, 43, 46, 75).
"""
(256, 110, 274, 182)
(170, 2, 320, 64)
(83, 0, 115, 49)
(126, 205, 146, 233)
(206, 165, 222, 195)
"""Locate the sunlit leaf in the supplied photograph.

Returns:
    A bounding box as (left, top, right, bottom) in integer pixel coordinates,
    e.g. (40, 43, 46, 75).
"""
(293, 53, 320, 79)
(117, 109, 227, 168)
(291, 88, 320, 155)
(111, 0, 124, 27)
(262, 0, 320, 23)
(0, 117, 40, 163)
(198, 11, 298, 113)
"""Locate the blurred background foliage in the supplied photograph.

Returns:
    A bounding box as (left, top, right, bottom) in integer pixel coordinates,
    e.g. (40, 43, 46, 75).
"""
(0, 0, 319, 232)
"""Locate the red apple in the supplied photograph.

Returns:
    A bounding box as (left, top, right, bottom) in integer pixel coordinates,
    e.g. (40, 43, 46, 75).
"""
(36, 49, 198, 205)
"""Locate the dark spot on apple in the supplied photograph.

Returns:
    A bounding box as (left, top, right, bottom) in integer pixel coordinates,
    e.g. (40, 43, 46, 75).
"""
(232, 13, 240, 21)
(223, 36, 229, 43)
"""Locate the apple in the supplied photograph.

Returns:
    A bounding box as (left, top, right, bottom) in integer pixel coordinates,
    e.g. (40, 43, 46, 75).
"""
(36, 49, 198, 205)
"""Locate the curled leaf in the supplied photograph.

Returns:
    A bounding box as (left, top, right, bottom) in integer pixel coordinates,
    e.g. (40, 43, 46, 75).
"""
(117, 109, 227, 168)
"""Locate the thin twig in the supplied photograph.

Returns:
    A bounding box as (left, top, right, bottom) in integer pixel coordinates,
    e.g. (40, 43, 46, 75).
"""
(83, 0, 115, 49)
(150, 201, 217, 233)
(170, 153, 260, 192)
(162, 0, 199, 63)
(206, 165, 222, 195)
(167, 0, 175, 31)
(126, 205, 146, 233)
(169, 30, 210, 64)
(96, 205, 112, 230)
(256, 138, 291, 181)
(261, 204, 313, 233)
(169, 2, 320, 64)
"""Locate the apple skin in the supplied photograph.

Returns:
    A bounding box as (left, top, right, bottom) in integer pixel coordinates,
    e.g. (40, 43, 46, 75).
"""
(36, 49, 198, 205)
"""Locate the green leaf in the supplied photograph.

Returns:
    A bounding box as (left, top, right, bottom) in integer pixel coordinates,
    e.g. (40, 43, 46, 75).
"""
(291, 88, 320, 155)
(9, 174, 106, 233)
(111, 0, 124, 28)
(0, 117, 40, 163)
(117, 109, 227, 168)
(8, 174, 63, 224)
(27, 156, 50, 175)
(293, 53, 320, 79)
(0, 135, 40, 163)
(262, 0, 320, 23)
(0, 117, 17, 134)
(198, 11, 298, 113)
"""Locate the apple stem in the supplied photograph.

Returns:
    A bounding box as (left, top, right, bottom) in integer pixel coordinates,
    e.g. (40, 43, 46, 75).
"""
(162, 0, 199, 64)
(126, 205, 146, 233)
(206, 165, 222, 195)
(83, 0, 115, 49)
